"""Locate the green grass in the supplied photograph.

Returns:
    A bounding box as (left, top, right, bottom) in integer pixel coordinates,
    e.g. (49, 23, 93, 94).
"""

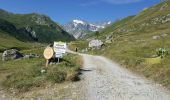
(0, 52, 82, 93)
(0, 30, 47, 54)
(0, 31, 33, 52)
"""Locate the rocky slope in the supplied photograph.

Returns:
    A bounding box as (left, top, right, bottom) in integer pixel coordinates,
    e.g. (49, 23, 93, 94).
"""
(0, 9, 75, 43)
(63, 19, 112, 39)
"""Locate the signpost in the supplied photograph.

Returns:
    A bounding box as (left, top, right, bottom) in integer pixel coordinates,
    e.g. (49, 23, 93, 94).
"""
(43, 47, 54, 67)
(53, 41, 67, 53)
(43, 41, 67, 67)
(53, 41, 67, 63)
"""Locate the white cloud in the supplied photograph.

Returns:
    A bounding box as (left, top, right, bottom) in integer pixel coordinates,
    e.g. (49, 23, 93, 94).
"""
(79, 0, 143, 7)
(101, 0, 142, 4)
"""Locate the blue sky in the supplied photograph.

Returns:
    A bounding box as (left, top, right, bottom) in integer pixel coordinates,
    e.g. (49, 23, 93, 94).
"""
(0, 0, 161, 24)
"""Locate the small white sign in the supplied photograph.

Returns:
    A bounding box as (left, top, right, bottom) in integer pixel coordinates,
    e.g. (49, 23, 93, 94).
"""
(55, 53, 63, 58)
(53, 41, 67, 54)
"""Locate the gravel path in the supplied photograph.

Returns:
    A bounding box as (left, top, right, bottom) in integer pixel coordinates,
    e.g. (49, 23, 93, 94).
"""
(78, 54, 170, 100)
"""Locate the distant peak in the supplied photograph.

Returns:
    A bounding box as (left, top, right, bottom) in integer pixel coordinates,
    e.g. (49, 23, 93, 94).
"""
(73, 19, 85, 24)
(107, 21, 112, 24)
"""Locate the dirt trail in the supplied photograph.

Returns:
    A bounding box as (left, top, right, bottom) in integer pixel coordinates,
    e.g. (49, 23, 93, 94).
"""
(77, 54, 170, 100)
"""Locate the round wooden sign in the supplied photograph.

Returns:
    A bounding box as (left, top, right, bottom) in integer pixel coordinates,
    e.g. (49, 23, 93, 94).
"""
(43, 47, 54, 60)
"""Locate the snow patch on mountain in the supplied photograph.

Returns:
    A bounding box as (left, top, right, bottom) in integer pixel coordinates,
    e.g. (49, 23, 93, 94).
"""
(63, 19, 112, 39)
(73, 19, 85, 24)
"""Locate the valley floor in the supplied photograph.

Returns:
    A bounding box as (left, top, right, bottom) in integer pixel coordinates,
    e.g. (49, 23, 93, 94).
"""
(1, 52, 170, 100)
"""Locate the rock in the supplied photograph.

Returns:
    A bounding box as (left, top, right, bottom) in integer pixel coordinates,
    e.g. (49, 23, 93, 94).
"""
(31, 14, 49, 25)
(23, 54, 40, 59)
(89, 39, 104, 50)
(141, 23, 150, 27)
(118, 28, 126, 32)
(26, 26, 37, 39)
(148, 14, 170, 25)
(152, 35, 161, 40)
(82, 48, 88, 53)
(49, 62, 56, 65)
(105, 40, 112, 44)
(105, 34, 113, 43)
(2, 95, 5, 98)
(162, 14, 170, 23)
(41, 69, 46, 74)
(85, 48, 88, 52)
(2, 49, 23, 61)
(160, 3, 168, 11)
(106, 34, 112, 40)
(161, 33, 168, 37)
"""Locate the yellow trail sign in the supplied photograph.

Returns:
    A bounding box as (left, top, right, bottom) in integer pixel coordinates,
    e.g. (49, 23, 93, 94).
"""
(43, 47, 54, 60)
(43, 47, 54, 67)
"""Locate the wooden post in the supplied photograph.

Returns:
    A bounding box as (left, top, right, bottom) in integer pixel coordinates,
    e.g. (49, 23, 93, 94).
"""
(46, 59, 49, 68)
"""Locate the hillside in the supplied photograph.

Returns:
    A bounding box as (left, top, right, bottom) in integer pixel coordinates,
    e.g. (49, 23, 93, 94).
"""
(0, 31, 31, 52)
(0, 9, 75, 43)
(87, 1, 170, 89)
(100, 1, 170, 37)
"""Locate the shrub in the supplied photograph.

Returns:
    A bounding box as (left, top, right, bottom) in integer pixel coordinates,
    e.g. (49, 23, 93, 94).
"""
(156, 48, 169, 58)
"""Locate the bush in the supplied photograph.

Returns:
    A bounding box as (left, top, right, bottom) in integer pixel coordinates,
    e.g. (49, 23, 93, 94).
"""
(156, 48, 169, 58)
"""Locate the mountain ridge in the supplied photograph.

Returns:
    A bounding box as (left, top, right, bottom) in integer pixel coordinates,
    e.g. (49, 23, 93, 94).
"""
(63, 19, 112, 39)
(0, 9, 75, 43)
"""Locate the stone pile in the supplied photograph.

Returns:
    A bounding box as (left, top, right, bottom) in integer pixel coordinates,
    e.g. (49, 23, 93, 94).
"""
(2, 49, 40, 61)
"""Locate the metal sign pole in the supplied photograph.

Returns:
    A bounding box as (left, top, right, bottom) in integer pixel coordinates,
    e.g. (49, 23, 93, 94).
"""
(57, 57, 60, 63)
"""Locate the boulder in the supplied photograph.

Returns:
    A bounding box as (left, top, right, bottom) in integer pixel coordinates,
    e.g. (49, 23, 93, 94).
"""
(105, 34, 113, 43)
(160, 3, 168, 11)
(81, 48, 88, 53)
(31, 14, 49, 26)
(23, 54, 40, 59)
(2, 49, 23, 61)
(26, 26, 37, 39)
(161, 33, 168, 37)
(105, 40, 112, 44)
(162, 14, 170, 23)
(106, 34, 112, 40)
(89, 39, 104, 50)
(152, 35, 161, 40)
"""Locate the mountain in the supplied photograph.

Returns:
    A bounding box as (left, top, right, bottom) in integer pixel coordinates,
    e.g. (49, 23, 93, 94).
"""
(100, 1, 170, 36)
(63, 19, 112, 39)
(0, 9, 75, 43)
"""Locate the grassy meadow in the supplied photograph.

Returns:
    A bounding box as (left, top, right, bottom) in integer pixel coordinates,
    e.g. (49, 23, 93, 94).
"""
(0, 42, 82, 93)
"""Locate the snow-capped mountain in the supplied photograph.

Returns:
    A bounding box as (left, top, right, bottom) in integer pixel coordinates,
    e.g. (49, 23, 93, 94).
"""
(63, 19, 112, 39)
